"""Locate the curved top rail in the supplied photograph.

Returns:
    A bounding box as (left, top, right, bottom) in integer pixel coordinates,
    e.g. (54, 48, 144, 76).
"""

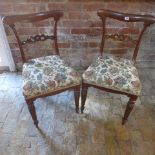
(2, 10, 63, 25)
(98, 9, 155, 24)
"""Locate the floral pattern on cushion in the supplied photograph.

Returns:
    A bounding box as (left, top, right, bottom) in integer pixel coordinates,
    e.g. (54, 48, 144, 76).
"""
(82, 56, 142, 96)
(22, 55, 81, 99)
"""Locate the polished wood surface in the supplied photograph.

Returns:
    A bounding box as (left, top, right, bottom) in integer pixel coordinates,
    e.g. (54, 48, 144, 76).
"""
(97, 9, 155, 62)
(21, 34, 55, 45)
(2, 10, 81, 128)
(2, 10, 63, 63)
(81, 9, 155, 125)
(97, 9, 155, 23)
(2, 10, 63, 25)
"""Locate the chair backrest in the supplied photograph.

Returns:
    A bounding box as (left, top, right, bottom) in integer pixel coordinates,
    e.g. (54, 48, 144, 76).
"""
(2, 10, 63, 63)
(97, 9, 155, 63)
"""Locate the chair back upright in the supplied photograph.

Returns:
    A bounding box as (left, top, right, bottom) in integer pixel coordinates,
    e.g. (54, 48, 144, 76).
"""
(97, 9, 155, 63)
(2, 10, 63, 63)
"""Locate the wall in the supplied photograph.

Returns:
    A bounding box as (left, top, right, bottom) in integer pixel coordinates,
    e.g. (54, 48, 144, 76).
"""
(0, 0, 155, 71)
(0, 18, 15, 71)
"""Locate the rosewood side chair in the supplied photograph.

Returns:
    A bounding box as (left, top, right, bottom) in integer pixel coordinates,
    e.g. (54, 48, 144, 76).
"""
(81, 9, 155, 124)
(2, 10, 81, 128)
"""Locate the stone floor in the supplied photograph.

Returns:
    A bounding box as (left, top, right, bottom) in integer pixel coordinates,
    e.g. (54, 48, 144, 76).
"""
(0, 68, 155, 155)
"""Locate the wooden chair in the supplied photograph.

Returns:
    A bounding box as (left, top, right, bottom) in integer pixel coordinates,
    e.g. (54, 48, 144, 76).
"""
(81, 9, 155, 124)
(2, 10, 81, 128)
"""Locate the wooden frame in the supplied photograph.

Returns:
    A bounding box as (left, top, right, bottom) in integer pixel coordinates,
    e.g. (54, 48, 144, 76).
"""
(2, 10, 81, 128)
(81, 9, 155, 125)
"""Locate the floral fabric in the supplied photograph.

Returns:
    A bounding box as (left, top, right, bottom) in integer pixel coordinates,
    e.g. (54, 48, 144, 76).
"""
(82, 56, 142, 96)
(23, 55, 81, 99)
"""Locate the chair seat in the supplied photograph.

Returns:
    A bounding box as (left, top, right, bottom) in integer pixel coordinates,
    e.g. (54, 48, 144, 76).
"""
(23, 55, 81, 99)
(82, 56, 142, 96)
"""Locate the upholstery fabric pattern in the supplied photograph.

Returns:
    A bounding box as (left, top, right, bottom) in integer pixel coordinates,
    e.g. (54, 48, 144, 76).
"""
(82, 56, 142, 96)
(23, 55, 81, 99)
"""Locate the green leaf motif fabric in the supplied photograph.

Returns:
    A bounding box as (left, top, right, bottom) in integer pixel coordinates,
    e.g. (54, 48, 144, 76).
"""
(23, 55, 81, 99)
(82, 56, 142, 96)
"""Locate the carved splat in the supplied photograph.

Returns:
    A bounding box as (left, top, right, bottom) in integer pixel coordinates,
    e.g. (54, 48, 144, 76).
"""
(3, 10, 63, 62)
(21, 34, 55, 45)
(105, 33, 134, 42)
(98, 9, 155, 59)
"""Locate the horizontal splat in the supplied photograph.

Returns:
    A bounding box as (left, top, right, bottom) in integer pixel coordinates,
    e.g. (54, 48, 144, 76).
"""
(21, 34, 55, 45)
(105, 33, 135, 42)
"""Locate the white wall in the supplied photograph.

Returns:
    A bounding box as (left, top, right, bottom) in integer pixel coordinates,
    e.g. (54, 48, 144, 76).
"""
(0, 17, 15, 71)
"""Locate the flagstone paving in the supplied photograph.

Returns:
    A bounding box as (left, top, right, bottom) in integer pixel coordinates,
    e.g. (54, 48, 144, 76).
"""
(0, 68, 155, 155)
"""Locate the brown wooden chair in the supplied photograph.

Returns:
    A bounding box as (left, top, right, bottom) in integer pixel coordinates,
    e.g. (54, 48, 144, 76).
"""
(2, 10, 81, 128)
(81, 9, 155, 124)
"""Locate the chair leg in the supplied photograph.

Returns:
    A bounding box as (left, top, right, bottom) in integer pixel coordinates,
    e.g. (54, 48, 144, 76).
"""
(74, 85, 80, 113)
(81, 83, 88, 113)
(122, 96, 138, 125)
(26, 99, 38, 128)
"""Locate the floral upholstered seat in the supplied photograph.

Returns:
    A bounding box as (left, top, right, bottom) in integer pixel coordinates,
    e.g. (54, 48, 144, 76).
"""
(23, 55, 81, 99)
(82, 56, 142, 96)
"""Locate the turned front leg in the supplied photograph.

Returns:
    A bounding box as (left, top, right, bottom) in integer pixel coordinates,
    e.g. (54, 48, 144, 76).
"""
(26, 99, 38, 128)
(74, 86, 80, 113)
(81, 83, 88, 113)
(122, 96, 138, 125)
